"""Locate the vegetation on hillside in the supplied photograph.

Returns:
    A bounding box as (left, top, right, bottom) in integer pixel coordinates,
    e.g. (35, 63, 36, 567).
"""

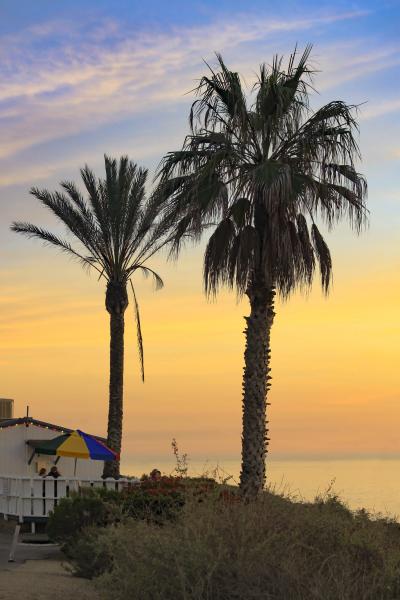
(48, 478, 400, 600)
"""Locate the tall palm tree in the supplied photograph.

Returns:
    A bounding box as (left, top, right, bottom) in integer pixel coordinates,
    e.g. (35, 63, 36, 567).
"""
(156, 47, 368, 497)
(12, 155, 170, 478)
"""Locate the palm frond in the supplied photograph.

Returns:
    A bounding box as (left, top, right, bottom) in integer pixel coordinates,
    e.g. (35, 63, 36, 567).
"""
(29, 187, 106, 265)
(130, 280, 144, 382)
(80, 163, 112, 247)
(190, 53, 248, 133)
(10, 222, 100, 273)
(311, 223, 332, 293)
(295, 213, 315, 285)
(204, 218, 236, 295)
(130, 266, 164, 291)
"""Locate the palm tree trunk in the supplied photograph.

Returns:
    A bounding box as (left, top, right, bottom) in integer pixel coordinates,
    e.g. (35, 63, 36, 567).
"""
(103, 282, 128, 478)
(240, 283, 275, 498)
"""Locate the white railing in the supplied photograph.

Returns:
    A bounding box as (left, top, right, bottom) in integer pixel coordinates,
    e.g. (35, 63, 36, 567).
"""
(0, 476, 140, 521)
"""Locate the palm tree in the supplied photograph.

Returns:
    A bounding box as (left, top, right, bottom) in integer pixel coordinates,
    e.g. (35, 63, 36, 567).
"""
(156, 47, 368, 497)
(12, 155, 170, 478)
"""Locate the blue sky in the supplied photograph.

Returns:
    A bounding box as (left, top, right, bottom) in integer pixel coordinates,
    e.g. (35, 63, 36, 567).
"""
(1, 1, 398, 256)
(1, 1, 399, 187)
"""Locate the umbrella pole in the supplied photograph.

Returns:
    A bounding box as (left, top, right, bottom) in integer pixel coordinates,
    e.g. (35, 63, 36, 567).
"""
(74, 458, 77, 477)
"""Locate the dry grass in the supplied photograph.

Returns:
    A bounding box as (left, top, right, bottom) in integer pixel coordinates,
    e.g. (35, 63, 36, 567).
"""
(90, 490, 400, 600)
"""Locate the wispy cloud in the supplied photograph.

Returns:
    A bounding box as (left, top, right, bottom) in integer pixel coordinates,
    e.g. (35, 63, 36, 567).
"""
(0, 10, 370, 164)
(0, 129, 184, 187)
(360, 98, 400, 120)
(316, 44, 400, 92)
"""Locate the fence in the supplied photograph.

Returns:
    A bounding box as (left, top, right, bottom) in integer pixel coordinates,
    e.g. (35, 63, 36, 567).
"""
(0, 475, 140, 522)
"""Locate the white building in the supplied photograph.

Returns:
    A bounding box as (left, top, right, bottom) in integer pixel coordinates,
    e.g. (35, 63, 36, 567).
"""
(0, 402, 137, 535)
(0, 416, 104, 479)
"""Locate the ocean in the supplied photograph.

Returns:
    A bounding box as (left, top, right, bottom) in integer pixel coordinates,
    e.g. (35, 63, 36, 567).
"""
(121, 457, 400, 517)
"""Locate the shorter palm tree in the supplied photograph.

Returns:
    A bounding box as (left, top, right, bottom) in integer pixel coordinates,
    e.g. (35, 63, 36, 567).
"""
(12, 155, 170, 477)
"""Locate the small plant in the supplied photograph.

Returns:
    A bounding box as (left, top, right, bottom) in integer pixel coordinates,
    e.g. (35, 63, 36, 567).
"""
(171, 438, 189, 477)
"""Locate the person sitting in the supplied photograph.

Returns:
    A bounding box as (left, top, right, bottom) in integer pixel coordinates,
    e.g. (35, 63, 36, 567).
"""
(149, 468, 161, 481)
(38, 467, 47, 477)
(48, 466, 61, 478)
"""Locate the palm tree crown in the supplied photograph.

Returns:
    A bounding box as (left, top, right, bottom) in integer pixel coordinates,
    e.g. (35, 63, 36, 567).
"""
(12, 155, 168, 379)
(157, 47, 367, 297)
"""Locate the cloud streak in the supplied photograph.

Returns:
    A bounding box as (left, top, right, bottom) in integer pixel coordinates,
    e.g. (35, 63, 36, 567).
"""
(1, 7, 399, 190)
(360, 98, 400, 120)
(0, 11, 370, 161)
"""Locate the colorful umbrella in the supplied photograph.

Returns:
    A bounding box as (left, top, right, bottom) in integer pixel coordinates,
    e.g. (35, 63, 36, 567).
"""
(28, 430, 119, 461)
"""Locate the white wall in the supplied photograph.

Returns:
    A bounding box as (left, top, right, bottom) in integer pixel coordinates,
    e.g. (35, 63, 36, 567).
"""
(0, 423, 103, 478)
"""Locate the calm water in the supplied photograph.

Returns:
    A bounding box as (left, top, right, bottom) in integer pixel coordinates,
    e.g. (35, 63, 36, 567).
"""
(122, 457, 400, 517)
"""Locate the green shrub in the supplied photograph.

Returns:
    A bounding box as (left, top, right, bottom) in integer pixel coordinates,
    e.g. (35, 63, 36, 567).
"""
(48, 478, 189, 548)
(65, 527, 115, 579)
(47, 477, 192, 570)
(47, 489, 122, 545)
(120, 487, 184, 524)
(120, 475, 220, 521)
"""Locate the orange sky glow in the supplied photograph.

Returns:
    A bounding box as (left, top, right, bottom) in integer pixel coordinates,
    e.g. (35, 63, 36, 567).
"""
(1, 233, 398, 469)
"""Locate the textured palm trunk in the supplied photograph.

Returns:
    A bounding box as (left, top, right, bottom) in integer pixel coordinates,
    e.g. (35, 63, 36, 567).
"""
(103, 282, 128, 479)
(239, 283, 275, 498)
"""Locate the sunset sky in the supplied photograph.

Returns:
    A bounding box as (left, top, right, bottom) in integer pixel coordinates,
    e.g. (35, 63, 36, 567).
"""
(0, 0, 399, 471)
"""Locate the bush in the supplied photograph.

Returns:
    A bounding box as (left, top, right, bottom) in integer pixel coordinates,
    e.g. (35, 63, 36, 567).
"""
(120, 476, 185, 523)
(47, 489, 122, 545)
(91, 492, 400, 600)
(53, 477, 222, 579)
(65, 527, 114, 579)
(47, 477, 193, 570)
(48, 478, 190, 548)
